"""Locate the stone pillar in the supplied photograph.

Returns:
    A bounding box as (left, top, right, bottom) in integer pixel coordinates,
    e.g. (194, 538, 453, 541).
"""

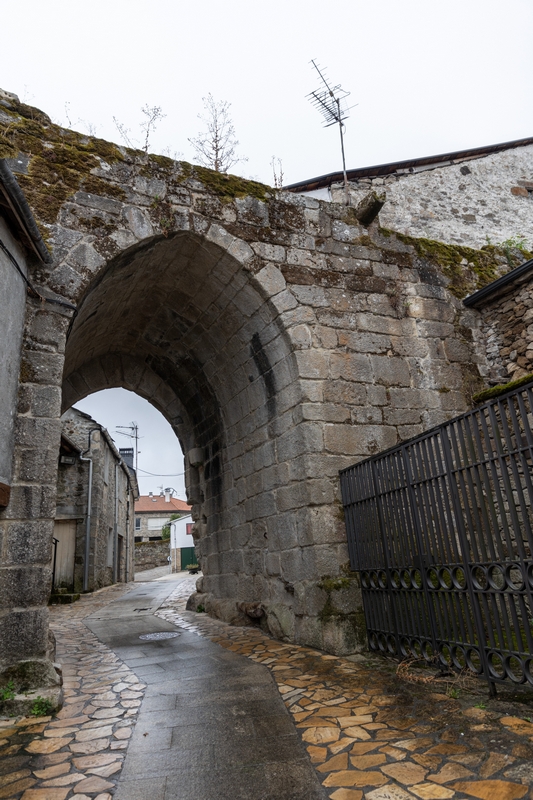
(0, 298, 69, 703)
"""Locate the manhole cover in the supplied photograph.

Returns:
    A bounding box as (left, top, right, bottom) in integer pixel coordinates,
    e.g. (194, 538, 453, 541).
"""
(139, 631, 180, 641)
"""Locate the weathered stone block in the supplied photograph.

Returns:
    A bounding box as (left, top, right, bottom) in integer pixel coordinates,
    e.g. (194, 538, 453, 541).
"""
(324, 423, 397, 455)
(330, 352, 373, 383)
(0, 520, 53, 565)
(2, 484, 56, 521)
(323, 380, 366, 406)
(0, 566, 51, 608)
(388, 387, 440, 409)
(338, 331, 391, 353)
(20, 351, 64, 386)
(370, 355, 411, 386)
(0, 608, 49, 665)
(254, 264, 286, 296)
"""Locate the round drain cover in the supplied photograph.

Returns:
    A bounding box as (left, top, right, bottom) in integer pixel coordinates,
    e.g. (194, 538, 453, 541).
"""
(139, 631, 180, 641)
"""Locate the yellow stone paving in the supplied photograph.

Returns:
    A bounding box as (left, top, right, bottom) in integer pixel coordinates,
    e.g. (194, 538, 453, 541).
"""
(0, 583, 139, 800)
(157, 581, 533, 800)
(2, 577, 533, 800)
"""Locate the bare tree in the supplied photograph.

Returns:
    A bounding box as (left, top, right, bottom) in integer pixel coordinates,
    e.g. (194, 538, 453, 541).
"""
(270, 156, 284, 189)
(113, 104, 166, 153)
(188, 94, 247, 173)
(140, 104, 166, 153)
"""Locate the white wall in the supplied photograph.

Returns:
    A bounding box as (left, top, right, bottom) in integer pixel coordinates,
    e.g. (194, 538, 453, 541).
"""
(303, 144, 533, 251)
(170, 514, 193, 549)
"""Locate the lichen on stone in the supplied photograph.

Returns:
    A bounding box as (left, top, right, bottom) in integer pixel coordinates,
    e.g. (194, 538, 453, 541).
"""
(0, 97, 124, 234)
(189, 165, 272, 203)
(389, 231, 532, 298)
(472, 372, 533, 404)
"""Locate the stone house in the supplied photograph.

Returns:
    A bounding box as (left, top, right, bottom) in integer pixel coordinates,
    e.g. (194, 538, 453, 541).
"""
(464, 258, 533, 382)
(287, 136, 533, 251)
(134, 492, 191, 541)
(55, 407, 138, 593)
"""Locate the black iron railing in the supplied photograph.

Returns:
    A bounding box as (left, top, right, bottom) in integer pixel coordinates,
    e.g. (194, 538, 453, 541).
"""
(340, 381, 533, 692)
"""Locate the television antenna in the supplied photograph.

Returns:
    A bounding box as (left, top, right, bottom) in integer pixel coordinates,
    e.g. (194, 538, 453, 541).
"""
(115, 422, 141, 474)
(307, 60, 356, 204)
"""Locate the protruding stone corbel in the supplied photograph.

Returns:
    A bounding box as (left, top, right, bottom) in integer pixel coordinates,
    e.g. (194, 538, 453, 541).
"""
(188, 448, 204, 467)
(354, 190, 386, 226)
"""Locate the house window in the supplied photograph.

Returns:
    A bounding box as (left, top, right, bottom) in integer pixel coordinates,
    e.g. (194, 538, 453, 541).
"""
(186, 523, 193, 535)
(135, 517, 141, 531)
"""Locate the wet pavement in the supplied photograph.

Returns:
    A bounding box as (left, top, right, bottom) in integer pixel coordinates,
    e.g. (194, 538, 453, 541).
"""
(134, 566, 176, 582)
(1, 575, 533, 800)
(87, 579, 322, 799)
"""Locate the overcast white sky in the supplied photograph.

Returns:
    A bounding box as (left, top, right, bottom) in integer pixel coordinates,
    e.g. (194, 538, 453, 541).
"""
(3, 0, 533, 496)
(75, 389, 187, 499)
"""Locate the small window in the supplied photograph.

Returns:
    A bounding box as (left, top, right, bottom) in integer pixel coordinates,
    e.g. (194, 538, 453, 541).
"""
(135, 517, 141, 531)
(186, 523, 193, 535)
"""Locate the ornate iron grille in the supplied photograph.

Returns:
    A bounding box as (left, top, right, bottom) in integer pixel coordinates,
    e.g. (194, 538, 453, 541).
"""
(340, 380, 533, 692)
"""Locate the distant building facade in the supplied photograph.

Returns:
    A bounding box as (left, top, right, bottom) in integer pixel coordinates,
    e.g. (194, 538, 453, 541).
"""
(286, 137, 533, 251)
(55, 408, 138, 593)
(134, 492, 191, 541)
(170, 513, 196, 572)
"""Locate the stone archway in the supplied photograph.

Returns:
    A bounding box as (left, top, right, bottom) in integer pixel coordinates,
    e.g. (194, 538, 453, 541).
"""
(61, 225, 322, 643)
(1, 94, 503, 696)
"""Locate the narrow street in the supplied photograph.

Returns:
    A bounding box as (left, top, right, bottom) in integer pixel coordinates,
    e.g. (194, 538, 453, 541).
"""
(1, 574, 533, 800)
(86, 576, 323, 799)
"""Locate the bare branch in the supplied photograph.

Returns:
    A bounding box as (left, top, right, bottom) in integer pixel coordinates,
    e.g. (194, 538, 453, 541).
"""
(64, 102, 73, 129)
(140, 104, 166, 154)
(188, 94, 247, 173)
(270, 156, 284, 189)
(161, 145, 183, 161)
(80, 119, 98, 137)
(112, 116, 135, 149)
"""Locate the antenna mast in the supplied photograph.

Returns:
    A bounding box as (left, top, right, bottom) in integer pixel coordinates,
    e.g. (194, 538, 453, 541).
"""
(116, 422, 140, 474)
(307, 60, 354, 204)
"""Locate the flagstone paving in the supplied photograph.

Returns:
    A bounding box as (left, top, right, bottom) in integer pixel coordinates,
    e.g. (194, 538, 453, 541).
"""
(156, 581, 533, 800)
(0, 583, 139, 800)
(2, 576, 533, 799)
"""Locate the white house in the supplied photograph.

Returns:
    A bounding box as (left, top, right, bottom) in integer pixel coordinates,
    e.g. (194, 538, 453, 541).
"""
(169, 514, 197, 572)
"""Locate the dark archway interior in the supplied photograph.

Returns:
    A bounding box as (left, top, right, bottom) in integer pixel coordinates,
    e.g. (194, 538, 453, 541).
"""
(62, 230, 294, 537)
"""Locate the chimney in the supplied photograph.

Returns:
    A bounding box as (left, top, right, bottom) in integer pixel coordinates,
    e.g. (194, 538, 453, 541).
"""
(164, 488, 170, 503)
(119, 448, 134, 471)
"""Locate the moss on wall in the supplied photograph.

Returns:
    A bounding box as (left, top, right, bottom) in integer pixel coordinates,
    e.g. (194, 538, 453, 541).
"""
(472, 372, 533, 404)
(0, 96, 273, 245)
(1, 94, 526, 305)
(0, 98, 125, 237)
(189, 165, 271, 202)
(384, 230, 532, 298)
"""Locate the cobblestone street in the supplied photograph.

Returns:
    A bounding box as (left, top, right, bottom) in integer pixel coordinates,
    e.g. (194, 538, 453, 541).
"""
(1, 576, 533, 799)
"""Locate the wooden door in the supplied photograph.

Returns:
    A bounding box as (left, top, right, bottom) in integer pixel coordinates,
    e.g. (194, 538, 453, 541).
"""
(53, 519, 76, 590)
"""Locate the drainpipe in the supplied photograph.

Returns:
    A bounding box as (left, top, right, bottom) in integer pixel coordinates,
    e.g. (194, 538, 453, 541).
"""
(113, 461, 119, 583)
(79, 428, 99, 593)
(125, 490, 131, 583)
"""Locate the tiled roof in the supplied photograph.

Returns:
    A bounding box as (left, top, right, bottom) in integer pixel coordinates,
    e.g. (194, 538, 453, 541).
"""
(135, 496, 191, 513)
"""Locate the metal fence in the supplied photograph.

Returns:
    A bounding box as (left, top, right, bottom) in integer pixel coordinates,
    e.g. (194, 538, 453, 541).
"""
(339, 380, 533, 692)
